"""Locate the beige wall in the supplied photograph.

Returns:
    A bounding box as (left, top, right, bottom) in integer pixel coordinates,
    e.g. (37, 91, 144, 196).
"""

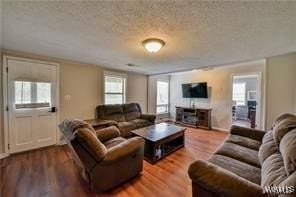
(265, 52, 296, 128)
(59, 62, 101, 121)
(170, 60, 267, 131)
(0, 50, 148, 154)
(126, 73, 149, 112)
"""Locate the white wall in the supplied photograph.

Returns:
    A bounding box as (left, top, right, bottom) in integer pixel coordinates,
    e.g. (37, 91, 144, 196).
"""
(265, 52, 296, 128)
(169, 60, 266, 131)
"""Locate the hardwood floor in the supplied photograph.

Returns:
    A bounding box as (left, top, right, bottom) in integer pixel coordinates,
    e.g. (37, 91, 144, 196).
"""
(232, 119, 251, 128)
(0, 127, 228, 197)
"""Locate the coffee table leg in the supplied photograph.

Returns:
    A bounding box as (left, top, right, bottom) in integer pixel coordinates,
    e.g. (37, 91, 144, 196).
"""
(143, 140, 155, 164)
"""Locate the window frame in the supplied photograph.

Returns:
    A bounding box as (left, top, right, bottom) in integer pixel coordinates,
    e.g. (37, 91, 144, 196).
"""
(156, 80, 169, 114)
(103, 71, 127, 105)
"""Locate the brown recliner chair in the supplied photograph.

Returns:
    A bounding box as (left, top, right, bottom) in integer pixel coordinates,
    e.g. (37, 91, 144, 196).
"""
(59, 119, 144, 193)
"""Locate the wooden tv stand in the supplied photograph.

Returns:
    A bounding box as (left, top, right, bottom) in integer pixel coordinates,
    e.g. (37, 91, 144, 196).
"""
(175, 106, 212, 129)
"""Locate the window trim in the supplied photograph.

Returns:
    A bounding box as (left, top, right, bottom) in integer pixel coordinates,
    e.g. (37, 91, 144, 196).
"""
(103, 71, 127, 105)
(156, 80, 169, 114)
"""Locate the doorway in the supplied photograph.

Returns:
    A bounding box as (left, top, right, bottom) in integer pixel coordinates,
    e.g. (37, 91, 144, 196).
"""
(3, 56, 60, 154)
(231, 74, 261, 129)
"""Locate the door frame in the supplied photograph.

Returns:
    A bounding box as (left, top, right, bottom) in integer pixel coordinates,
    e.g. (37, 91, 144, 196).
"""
(3, 56, 60, 155)
(230, 72, 263, 130)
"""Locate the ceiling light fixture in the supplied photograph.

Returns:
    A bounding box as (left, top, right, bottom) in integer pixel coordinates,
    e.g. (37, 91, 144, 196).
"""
(126, 63, 136, 67)
(142, 38, 165, 53)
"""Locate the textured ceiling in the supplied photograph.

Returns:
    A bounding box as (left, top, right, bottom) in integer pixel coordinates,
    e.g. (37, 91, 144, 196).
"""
(2, 1, 296, 74)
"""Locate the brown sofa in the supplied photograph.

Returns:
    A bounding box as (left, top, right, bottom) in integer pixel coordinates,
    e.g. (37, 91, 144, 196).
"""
(59, 119, 145, 193)
(96, 103, 156, 137)
(188, 114, 296, 197)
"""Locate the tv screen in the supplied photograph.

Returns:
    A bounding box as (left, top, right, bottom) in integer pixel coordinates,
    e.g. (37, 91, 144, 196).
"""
(182, 82, 208, 98)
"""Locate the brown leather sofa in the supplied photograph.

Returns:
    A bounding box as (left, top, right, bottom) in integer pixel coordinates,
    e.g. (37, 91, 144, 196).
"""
(188, 114, 296, 197)
(59, 119, 145, 193)
(96, 103, 156, 137)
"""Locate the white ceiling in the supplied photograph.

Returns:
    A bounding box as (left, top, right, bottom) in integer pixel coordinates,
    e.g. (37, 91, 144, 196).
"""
(2, 1, 296, 75)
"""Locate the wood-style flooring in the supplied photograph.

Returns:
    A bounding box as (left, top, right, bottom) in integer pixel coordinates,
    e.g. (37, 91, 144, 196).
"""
(232, 119, 251, 128)
(0, 127, 228, 197)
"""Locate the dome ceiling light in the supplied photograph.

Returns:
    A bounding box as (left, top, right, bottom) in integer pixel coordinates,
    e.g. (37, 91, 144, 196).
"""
(142, 38, 165, 53)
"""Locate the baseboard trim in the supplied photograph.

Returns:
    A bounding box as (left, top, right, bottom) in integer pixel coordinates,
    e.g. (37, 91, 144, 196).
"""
(0, 153, 9, 159)
(212, 127, 229, 132)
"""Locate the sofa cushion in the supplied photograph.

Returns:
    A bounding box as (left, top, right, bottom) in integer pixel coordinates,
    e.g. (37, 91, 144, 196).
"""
(101, 104, 125, 122)
(188, 160, 264, 196)
(277, 171, 296, 194)
(118, 122, 137, 137)
(95, 126, 120, 142)
(226, 134, 261, 151)
(230, 125, 266, 142)
(273, 114, 296, 146)
(209, 154, 261, 185)
(258, 131, 278, 165)
(261, 153, 287, 188)
(262, 129, 274, 144)
(103, 137, 126, 149)
(272, 113, 296, 128)
(215, 142, 261, 168)
(123, 103, 141, 121)
(74, 127, 107, 162)
(130, 119, 152, 128)
(103, 137, 144, 164)
(258, 141, 278, 166)
(279, 129, 296, 176)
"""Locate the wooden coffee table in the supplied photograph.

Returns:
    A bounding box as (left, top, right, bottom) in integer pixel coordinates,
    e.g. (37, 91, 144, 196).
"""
(131, 122, 186, 164)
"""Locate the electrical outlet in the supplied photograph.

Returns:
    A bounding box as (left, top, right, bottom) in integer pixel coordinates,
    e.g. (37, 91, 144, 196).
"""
(65, 95, 71, 101)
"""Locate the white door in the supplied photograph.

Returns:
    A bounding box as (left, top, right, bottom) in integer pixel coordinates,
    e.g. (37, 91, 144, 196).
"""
(6, 57, 59, 153)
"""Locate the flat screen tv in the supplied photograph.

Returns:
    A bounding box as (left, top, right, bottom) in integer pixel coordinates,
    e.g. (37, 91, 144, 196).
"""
(182, 82, 208, 98)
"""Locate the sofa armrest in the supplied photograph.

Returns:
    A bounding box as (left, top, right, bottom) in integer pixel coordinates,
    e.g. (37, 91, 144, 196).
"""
(101, 137, 144, 164)
(140, 114, 156, 123)
(230, 125, 266, 141)
(95, 126, 120, 142)
(188, 160, 264, 196)
(85, 119, 118, 131)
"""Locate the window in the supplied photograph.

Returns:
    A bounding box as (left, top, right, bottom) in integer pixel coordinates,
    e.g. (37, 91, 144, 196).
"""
(247, 90, 256, 101)
(156, 80, 169, 114)
(37, 82, 51, 103)
(104, 73, 126, 104)
(232, 83, 246, 105)
(14, 81, 51, 108)
(15, 81, 31, 104)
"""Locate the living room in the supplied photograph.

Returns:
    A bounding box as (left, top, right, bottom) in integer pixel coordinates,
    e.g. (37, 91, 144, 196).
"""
(1, 1, 296, 197)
